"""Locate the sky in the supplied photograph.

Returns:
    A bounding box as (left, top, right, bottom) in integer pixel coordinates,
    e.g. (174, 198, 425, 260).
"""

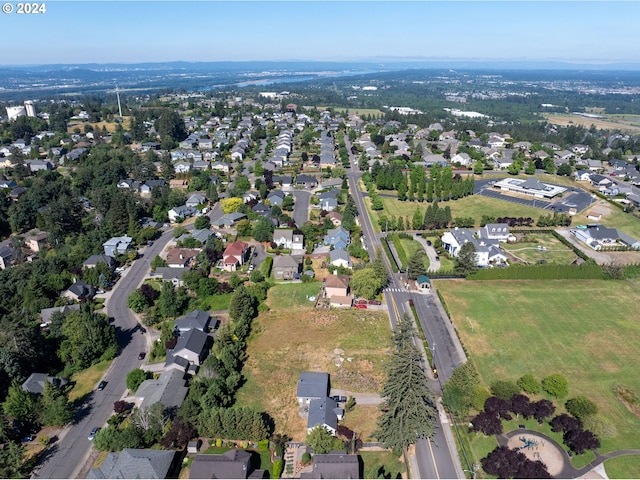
(2, 1, 640, 66)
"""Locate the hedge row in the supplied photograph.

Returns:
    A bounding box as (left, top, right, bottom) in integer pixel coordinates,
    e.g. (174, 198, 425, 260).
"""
(468, 263, 606, 280)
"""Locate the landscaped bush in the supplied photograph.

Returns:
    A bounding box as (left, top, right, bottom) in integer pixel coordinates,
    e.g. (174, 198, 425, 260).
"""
(469, 263, 606, 280)
(541, 374, 569, 398)
(565, 396, 598, 420)
(517, 374, 542, 394)
(272, 459, 283, 479)
(490, 380, 520, 401)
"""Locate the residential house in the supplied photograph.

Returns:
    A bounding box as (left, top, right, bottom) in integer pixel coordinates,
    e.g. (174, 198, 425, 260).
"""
(324, 227, 350, 250)
(134, 369, 189, 413)
(151, 267, 189, 287)
(300, 453, 360, 479)
(307, 397, 343, 435)
(166, 248, 201, 268)
(252, 203, 272, 216)
(83, 254, 117, 271)
(139, 179, 166, 197)
(574, 170, 594, 182)
(319, 196, 338, 212)
(272, 255, 300, 280)
(273, 229, 304, 250)
(222, 241, 250, 271)
(296, 174, 318, 188)
(326, 212, 342, 227)
(27, 159, 53, 172)
(189, 450, 265, 479)
(174, 309, 213, 334)
(22, 373, 68, 395)
(168, 205, 198, 223)
(103, 235, 133, 257)
(186, 193, 207, 208)
(165, 328, 211, 374)
(212, 212, 247, 229)
(39, 304, 80, 327)
(450, 152, 472, 166)
(441, 227, 508, 267)
(329, 248, 352, 269)
(62, 279, 96, 302)
(23, 229, 49, 253)
(572, 225, 640, 250)
(296, 371, 329, 405)
(589, 174, 613, 189)
(266, 190, 285, 206)
(477, 223, 513, 242)
(324, 274, 350, 299)
(87, 449, 177, 480)
(176, 229, 212, 245)
(211, 161, 231, 174)
(174, 162, 192, 174)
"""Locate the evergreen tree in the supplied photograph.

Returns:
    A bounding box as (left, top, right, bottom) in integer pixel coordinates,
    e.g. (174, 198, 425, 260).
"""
(455, 241, 478, 275)
(375, 316, 437, 452)
(407, 250, 428, 280)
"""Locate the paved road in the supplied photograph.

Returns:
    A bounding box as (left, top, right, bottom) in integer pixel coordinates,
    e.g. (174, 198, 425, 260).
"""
(411, 233, 441, 272)
(35, 228, 176, 479)
(291, 190, 311, 227)
(344, 135, 465, 479)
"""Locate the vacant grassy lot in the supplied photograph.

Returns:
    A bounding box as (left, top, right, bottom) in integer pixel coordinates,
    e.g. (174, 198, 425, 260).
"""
(68, 360, 111, 403)
(504, 233, 577, 264)
(375, 195, 541, 229)
(544, 113, 640, 133)
(236, 282, 392, 441)
(436, 278, 640, 463)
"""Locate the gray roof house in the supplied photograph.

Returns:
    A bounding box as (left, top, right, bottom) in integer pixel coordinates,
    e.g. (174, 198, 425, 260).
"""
(189, 449, 265, 479)
(62, 280, 96, 302)
(174, 310, 213, 333)
(272, 255, 300, 280)
(134, 369, 188, 413)
(87, 448, 177, 479)
(307, 397, 343, 435)
(300, 453, 360, 479)
(22, 373, 68, 395)
(186, 193, 207, 207)
(40, 304, 81, 327)
(165, 328, 210, 374)
(83, 254, 117, 271)
(297, 371, 329, 405)
(103, 236, 133, 257)
(329, 248, 352, 269)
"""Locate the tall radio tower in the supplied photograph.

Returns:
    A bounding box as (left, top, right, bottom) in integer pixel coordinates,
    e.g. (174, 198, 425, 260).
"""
(115, 84, 123, 118)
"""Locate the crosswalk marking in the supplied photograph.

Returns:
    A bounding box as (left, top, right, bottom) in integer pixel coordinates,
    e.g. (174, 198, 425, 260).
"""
(385, 288, 403, 293)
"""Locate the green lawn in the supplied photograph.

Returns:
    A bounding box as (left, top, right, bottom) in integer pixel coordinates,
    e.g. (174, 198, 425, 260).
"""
(264, 281, 323, 309)
(605, 455, 640, 479)
(503, 233, 577, 264)
(436, 278, 640, 471)
(359, 451, 405, 479)
(375, 195, 541, 230)
(196, 292, 233, 311)
(68, 360, 111, 403)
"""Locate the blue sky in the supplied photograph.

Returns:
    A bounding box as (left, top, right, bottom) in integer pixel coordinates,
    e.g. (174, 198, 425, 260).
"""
(2, 1, 640, 65)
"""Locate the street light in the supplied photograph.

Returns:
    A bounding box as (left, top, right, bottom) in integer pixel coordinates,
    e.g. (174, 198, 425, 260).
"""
(463, 464, 479, 479)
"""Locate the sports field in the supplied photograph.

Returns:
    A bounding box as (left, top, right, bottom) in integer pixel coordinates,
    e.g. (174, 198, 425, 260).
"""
(435, 278, 640, 461)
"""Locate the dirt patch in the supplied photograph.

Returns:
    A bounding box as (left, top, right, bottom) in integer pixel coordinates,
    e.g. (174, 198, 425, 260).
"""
(614, 385, 640, 418)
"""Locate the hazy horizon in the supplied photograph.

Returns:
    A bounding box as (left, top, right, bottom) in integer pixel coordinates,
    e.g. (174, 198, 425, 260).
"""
(2, 1, 639, 67)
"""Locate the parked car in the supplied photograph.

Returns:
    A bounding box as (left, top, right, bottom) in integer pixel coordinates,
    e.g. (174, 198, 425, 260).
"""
(426, 240, 432, 246)
(354, 304, 367, 309)
(331, 395, 348, 403)
(21, 435, 34, 443)
(97, 380, 107, 391)
(138, 352, 146, 360)
(147, 241, 154, 247)
(368, 300, 382, 305)
(88, 427, 100, 441)
(354, 299, 367, 305)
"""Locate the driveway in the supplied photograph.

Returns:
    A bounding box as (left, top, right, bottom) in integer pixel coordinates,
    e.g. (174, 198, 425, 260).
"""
(412, 233, 441, 272)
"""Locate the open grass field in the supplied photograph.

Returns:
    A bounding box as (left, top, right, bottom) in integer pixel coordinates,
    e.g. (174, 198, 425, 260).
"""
(503, 233, 577, 264)
(376, 195, 541, 230)
(67, 359, 111, 403)
(323, 107, 384, 117)
(544, 113, 640, 133)
(66, 117, 132, 133)
(236, 282, 392, 441)
(435, 278, 640, 476)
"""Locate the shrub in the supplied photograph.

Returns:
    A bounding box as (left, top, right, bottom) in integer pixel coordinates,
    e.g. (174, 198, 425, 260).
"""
(272, 459, 283, 479)
(517, 374, 541, 394)
(541, 374, 569, 398)
(565, 396, 598, 420)
(490, 380, 520, 400)
(301, 452, 312, 464)
(344, 396, 356, 411)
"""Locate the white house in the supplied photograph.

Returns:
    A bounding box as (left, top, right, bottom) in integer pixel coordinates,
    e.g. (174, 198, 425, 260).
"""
(441, 228, 508, 267)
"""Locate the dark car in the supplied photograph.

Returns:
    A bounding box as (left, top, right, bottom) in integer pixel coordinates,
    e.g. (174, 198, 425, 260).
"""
(426, 240, 432, 246)
(368, 300, 382, 305)
(138, 352, 146, 360)
(21, 435, 34, 443)
(97, 380, 107, 391)
(331, 396, 348, 403)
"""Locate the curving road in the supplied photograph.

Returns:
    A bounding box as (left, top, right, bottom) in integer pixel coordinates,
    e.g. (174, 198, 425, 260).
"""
(34, 228, 176, 479)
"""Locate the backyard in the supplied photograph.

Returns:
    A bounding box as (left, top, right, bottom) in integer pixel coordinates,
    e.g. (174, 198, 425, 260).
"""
(236, 282, 392, 441)
(502, 232, 578, 265)
(435, 278, 640, 477)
